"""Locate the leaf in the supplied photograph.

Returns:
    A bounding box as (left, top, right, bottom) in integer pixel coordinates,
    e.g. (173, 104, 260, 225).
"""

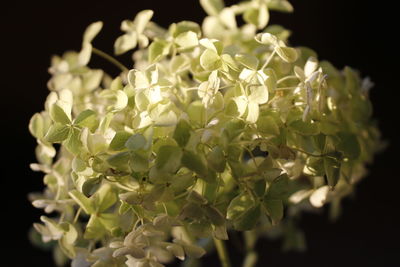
(264, 199, 283, 225)
(202, 205, 225, 226)
(167, 243, 185, 261)
(200, 49, 221, 70)
(125, 133, 147, 151)
(173, 119, 192, 147)
(45, 123, 70, 143)
(233, 204, 261, 231)
(289, 120, 319, 135)
(206, 146, 226, 172)
(200, 0, 224, 16)
(148, 39, 171, 63)
(155, 145, 183, 173)
(74, 110, 98, 132)
(337, 133, 361, 160)
(109, 131, 132, 151)
(227, 193, 254, 220)
(186, 190, 208, 205)
(181, 150, 208, 178)
(175, 31, 199, 49)
(324, 156, 341, 188)
(257, 116, 280, 136)
(69, 190, 94, 214)
(265, 174, 289, 200)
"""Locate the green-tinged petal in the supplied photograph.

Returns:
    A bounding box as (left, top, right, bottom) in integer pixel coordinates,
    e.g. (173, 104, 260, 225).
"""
(275, 46, 298, 63)
(108, 131, 131, 151)
(69, 190, 94, 214)
(235, 54, 259, 70)
(74, 109, 98, 132)
(175, 31, 199, 49)
(45, 123, 70, 143)
(156, 145, 183, 173)
(200, 49, 221, 70)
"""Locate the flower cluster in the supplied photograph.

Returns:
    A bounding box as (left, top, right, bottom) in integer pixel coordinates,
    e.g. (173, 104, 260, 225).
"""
(29, 0, 381, 266)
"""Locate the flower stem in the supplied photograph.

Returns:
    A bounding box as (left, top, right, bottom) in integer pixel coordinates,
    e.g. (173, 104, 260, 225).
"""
(92, 47, 129, 72)
(261, 50, 276, 70)
(213, 238, 231, 267)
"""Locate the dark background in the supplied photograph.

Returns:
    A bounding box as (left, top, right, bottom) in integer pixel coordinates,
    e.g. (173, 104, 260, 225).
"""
(1, 0, 398, 266)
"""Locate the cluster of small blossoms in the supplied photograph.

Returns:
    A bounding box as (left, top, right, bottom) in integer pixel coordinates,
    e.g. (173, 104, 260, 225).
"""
(28, 0, 381, 266)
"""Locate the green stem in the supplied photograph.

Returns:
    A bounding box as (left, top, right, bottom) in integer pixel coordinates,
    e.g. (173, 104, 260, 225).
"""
(261, 50, 276, 70)
(92, 47, 129, 72)
(213, 238, 231, 267)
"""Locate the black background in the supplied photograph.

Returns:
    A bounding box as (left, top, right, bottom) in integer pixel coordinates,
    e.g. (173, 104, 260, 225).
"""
(1, 0, 398, 266)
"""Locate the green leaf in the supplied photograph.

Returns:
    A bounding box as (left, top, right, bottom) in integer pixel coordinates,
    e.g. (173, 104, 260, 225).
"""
(289, 120, 319, 135)
(200, 0, 224, 16)
(265, 174, 289, 200)
(264, 199, 283, 225)
(182, 150, 208, 178)
(187, 190, 208, 205)
(45, 123, 70, 143)
(200, 49, 221, 70)
(324, 156, 341, 188)
(257, 116, 280, 136)
(155, 145, 183, 173)
(69, 190, 94, 214)
(74, 110, 98, 132)
(173, 119, 192, 147)
(125, 133, 147, 151)
(109, 131, 132, 151)
(233, 204, 261, 231)
(206, 146, 226, 172)
(337, 133, 361, 160)
(227, 193, 254, 220)
(202, 205, 225, 226)
(148, 39, 171, 63)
